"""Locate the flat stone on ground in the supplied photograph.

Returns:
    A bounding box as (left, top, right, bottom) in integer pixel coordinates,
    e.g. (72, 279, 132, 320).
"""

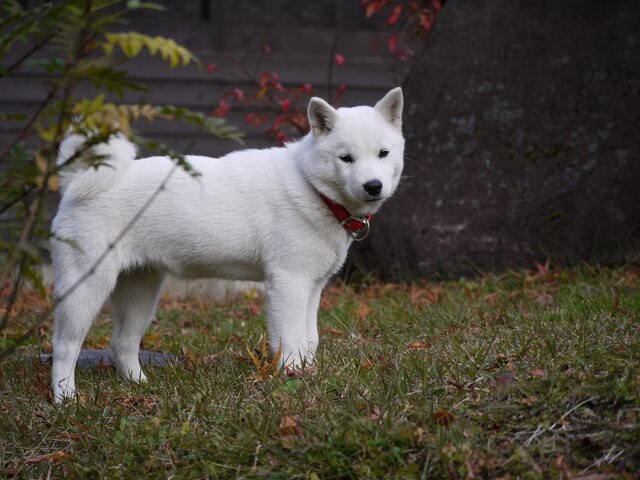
(40, 349, 178, 369)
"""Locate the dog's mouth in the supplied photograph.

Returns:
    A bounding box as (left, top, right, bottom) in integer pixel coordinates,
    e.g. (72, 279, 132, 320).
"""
(366, 196, 383, 203)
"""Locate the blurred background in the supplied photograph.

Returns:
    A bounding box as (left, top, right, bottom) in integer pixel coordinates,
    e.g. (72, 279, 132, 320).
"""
(1, 0, 639, 285)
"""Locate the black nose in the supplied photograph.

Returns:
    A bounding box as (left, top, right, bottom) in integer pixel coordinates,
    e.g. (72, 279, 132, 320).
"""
(363, 180, 383, 197)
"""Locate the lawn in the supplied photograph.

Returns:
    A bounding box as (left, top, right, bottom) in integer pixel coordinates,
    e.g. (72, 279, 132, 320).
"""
(1, 264, 639, 478)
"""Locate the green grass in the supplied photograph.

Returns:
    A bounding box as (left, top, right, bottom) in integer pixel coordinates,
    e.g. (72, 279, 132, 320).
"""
(1, 265, 639, 478)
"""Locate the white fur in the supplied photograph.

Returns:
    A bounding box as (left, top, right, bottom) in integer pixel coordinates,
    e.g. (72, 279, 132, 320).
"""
(51, 87, 405, 402)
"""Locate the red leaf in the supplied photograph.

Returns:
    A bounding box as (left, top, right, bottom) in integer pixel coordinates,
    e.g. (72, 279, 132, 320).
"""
(365, 0, 384, 17)
(387, 33, 399, 52)
(530, 368, 545, 377)
(299, 82, 313, 94)
(233, 88, 244, 100)
(275, 130, 288, 144)
(387, 4, 403, 25)
(212, 100, 230, 117)
(419, 13, 433, 32)
(336, 83, 348, 95)
(262, 44, 272, 55)
(258, 72, 270, 88)
(245, 112, 255, 124)
(206, 63, 217, 74)
(334, 53, 346, 66)
(280, 98, 291, 113)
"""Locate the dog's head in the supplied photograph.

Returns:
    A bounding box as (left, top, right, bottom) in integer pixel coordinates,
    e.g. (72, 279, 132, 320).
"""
(302, 87, 405, 216)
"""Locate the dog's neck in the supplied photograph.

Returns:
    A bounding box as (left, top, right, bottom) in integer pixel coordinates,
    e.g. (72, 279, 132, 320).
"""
(317, 192, 372, 241)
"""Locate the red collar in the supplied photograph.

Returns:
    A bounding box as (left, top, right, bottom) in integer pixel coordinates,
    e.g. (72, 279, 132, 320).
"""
(318, 192, 372, 241)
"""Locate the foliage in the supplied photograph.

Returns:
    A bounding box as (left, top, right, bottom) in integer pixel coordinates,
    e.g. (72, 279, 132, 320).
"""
(1, 264, 639, 478)
(208, 49, 349, 146)
(209, 1, 445, 145)
(0, 0, 243, 344)
(361, 0, 444, 61)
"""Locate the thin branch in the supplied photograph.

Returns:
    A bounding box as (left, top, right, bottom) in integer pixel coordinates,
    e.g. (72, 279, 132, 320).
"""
(4, 32, 56, 75)
(0, 87, 57, 168)
(0, 162, 181, 361)
(327, 33, 341, 101)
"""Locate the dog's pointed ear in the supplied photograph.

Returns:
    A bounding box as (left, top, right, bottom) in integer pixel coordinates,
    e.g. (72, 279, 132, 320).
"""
(374, 87, 403, 130)
(308, 97, 337, 137)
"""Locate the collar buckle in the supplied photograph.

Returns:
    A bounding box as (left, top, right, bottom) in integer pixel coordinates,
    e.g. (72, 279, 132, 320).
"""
(341, 216, 371, 241)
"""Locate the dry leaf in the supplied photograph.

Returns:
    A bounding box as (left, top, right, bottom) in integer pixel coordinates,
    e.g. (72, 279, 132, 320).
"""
(494, 372, 516, 387)
(407, 340, 431, 350)
(320, 326, 343, 337)
(279, 415, 303, 437)
(432, 410, 455, 427)
(26, 450, 74, 465)
(369, 408, 383, 421)
(354, 301, 371, 318)
(249, 303, 261, 316)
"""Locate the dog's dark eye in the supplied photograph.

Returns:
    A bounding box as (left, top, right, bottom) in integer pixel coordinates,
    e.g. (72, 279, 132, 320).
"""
(379, 149, 389, 158)
(339, 154, 354, 163)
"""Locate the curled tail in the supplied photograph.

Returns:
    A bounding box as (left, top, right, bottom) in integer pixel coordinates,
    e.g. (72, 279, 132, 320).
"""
(56, 133, 136, 198)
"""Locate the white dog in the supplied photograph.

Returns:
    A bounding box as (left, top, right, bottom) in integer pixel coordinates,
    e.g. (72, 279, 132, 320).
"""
(51, 88, 405, 402)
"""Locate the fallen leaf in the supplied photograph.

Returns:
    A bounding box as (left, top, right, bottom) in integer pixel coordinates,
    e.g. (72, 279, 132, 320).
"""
(370, 408, 384, 421)
(555, 453, 571, 479)
(320, 326, 343, 337)
(432, 410, 455, 427)
(363, 359, 375, 368)
(407, 340, 431, 350)
(521, 396, 538, 407)
(26, 450, 74, 464)
(279, 415, 303, 437)
(354, 301, 371, 318)
(530, 368, 545, 377)
(494, 372, 516, 387)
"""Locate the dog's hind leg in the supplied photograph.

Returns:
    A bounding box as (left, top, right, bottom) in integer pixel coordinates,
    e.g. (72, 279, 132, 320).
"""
(109, 268, 164, 383)
(52, 264, 119, 403)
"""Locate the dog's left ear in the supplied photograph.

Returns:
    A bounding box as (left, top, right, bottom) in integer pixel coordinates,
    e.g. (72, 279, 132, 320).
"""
(374, 87, 403, 131)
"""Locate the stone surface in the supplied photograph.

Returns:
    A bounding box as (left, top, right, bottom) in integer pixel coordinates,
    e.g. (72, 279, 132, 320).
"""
(356, 0, 640, 278)
(40, 349, 178, 370)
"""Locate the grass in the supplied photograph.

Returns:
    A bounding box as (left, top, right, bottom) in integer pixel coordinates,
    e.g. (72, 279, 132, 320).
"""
(1, 263, 639, 478)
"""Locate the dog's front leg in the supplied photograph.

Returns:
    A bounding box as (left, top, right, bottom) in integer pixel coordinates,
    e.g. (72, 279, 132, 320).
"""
(305, 280, 326, 361)
(264, 271, 313, 369)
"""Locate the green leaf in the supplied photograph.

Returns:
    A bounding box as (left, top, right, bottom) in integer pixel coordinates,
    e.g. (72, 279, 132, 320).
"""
(101, 32, 199, 68)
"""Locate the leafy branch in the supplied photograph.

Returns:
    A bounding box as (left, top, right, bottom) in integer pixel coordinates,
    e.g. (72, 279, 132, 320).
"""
(0, 0, 244, 355)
